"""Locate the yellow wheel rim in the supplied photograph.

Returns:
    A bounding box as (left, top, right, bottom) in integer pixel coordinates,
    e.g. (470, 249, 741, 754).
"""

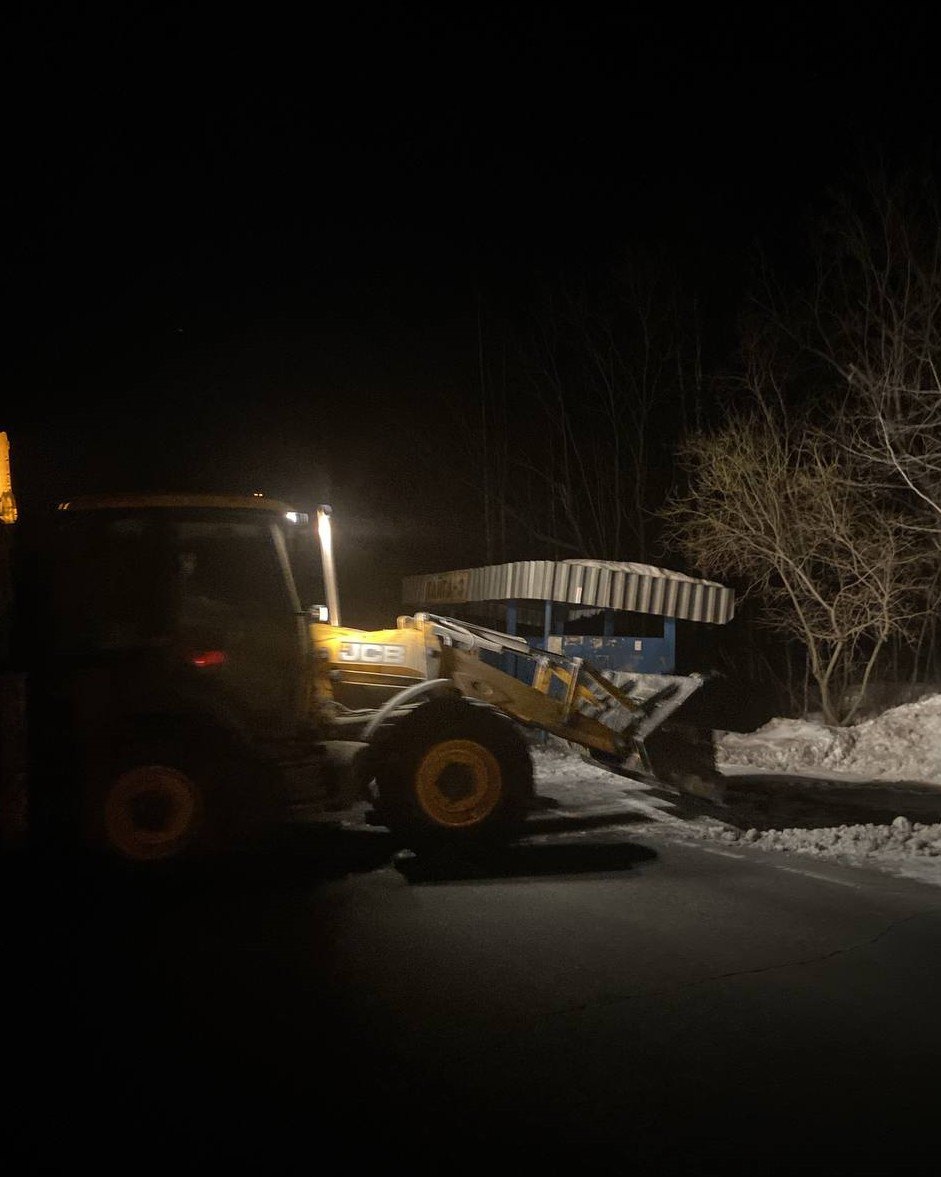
(104, 765, 200, 861)
(414, 739, 503, 828)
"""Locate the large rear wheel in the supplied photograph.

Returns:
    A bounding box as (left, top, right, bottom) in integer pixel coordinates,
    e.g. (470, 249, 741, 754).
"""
(85, 726, 271, 867)
(374, 699, 534, 848)
(99, 761, 208, 863)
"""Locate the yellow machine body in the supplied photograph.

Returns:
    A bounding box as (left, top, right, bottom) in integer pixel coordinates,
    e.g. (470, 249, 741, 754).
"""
(310, 613, 689, 762)
(310, 618, 436, 712)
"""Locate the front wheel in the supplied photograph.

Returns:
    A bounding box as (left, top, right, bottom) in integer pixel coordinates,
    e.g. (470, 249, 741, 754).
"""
(373, 699, 534, 848)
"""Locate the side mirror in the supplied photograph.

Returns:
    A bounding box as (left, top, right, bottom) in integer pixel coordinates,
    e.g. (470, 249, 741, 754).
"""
(307, 605, 330, 622)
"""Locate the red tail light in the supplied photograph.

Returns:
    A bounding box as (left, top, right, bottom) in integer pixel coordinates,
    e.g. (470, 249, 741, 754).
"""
(188, 650, 228, 668)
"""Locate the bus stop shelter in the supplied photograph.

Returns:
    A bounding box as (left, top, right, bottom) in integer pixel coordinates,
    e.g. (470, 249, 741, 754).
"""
(402, 558, 734, 675)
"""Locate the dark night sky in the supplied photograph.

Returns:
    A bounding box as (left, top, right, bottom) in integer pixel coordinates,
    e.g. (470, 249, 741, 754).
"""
(3, 4, 940, 624)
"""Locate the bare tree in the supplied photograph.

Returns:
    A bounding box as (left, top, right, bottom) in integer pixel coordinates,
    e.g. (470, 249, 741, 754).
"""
(768, 175, 941, 527)
(499, 264, 704, 562)
(663, 387, 933, 725)
(736, 175, 941, 690)
(430, 266, 703, 567)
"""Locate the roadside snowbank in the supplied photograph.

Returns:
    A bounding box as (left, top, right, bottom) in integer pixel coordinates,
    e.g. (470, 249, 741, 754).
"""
(709, 695, 941, 883)
(529, 693, 941, 886)
(716, 693, 941, 784)
(678, 816, 941, 886)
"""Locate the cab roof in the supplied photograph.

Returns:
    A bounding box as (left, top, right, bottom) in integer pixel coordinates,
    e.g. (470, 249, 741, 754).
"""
(57, 493, 300, 515)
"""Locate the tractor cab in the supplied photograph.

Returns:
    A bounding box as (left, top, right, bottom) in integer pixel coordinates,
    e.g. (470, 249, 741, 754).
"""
(33, 495, 325, 741)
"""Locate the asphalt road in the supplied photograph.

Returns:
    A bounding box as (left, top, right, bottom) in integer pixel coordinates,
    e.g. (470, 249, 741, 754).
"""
(6, 811, 941, 1174)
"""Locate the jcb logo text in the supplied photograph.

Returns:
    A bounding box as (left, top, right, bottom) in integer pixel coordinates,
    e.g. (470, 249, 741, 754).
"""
(339, 643, 407, 665)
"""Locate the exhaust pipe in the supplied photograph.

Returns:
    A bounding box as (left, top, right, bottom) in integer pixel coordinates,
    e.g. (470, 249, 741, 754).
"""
(317, 504, 342, 626)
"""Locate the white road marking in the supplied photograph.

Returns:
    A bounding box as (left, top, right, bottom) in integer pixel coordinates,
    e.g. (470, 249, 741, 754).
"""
(770, 864, 860, 888)
(698, 846, 862, 887)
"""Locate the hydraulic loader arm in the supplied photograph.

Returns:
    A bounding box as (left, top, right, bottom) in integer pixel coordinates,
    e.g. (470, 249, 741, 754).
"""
(413, 613, 705, 763)
(311, 611, 719, 800)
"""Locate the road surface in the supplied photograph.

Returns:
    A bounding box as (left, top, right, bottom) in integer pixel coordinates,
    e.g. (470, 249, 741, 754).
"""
(6, 807, 941, 1174)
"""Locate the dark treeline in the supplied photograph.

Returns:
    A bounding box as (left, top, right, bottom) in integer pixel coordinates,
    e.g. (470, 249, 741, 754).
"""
(440, 171, 941, 723)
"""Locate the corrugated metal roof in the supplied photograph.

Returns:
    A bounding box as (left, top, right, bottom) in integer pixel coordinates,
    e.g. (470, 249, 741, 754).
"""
(402, 558, 734, 625)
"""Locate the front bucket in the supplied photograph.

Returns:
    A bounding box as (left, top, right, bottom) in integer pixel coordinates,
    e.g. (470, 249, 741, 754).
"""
(639, 721, 727, 805)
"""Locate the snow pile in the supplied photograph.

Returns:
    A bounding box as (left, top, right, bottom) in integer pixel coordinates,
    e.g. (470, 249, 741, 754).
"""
(675, 816, 941, 885)
(741, 816, 941, 855)
(717, 693, 941, 784)
(528, 712, 941, 885)
(529, 741, 627, 794)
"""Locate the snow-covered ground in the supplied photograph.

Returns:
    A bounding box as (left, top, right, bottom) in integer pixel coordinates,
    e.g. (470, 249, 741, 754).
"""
(528, 693, 941, 888)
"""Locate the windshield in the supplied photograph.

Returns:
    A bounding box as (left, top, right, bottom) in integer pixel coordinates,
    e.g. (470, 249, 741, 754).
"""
(278, 516, 325, 614)
(51, 509, 306, 651)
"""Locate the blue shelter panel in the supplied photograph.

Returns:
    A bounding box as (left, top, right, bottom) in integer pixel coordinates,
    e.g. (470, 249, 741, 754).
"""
(403, 558, 732, 679)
